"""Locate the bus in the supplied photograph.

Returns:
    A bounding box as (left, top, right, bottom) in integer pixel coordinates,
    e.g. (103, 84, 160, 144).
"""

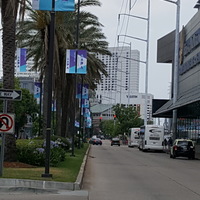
(138, 125, 164, 151)
(128, 128, 140, 148)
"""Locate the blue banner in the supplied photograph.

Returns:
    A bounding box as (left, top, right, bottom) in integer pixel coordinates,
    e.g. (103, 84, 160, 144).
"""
(81, 99, 89, 108)
(86, 117, 92, 128)
(34, 82, 41, 99)
(32, 0, 75, 11)
(66, 49, 76, 73)
(83, 108, 91, 118)
(52, 100, 56, 112)
(75, 120, 79, 128)
(16, 48, 27, 72)
(77, 50, 87, 74)
(66, 49, 87, 74)
(76, 84, 89, 99)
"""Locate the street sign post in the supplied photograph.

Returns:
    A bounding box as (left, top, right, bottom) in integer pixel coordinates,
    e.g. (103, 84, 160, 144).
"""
(0, 89, 22, 101)
(0, 113, 15, 133)
(0, 89, 21, 176)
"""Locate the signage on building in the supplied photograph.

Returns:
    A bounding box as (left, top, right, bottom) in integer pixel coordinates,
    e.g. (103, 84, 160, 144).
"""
(180, 27, 200, 75)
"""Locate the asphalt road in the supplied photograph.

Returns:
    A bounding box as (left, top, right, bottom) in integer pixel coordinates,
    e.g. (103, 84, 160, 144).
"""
(82, 139, 200, 200)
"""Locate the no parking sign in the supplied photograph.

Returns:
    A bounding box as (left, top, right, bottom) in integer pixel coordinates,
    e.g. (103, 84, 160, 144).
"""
(0, 113, 15, 133)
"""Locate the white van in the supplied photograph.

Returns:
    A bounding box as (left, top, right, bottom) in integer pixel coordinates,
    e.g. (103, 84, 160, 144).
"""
(128, 128, 140, 147)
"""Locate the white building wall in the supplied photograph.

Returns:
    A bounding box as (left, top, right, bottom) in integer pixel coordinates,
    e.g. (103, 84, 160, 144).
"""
(96, 46, 153, 122)
(96, 46, 140, 95)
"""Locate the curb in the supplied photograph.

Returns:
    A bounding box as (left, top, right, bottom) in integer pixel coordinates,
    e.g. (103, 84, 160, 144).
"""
(0, 144, 91, 191)
(74, 144, 91, 190)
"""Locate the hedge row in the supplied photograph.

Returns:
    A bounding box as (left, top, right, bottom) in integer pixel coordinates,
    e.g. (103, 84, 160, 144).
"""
(16, 136, 71, 167)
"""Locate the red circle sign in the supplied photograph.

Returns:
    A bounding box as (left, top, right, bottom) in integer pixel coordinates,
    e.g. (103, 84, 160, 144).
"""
(0, 114, 14, 132)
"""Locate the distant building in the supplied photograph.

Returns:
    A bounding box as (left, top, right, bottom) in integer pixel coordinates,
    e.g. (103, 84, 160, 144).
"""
(90, 104, 114, 134)
(95, 46, 153, 122)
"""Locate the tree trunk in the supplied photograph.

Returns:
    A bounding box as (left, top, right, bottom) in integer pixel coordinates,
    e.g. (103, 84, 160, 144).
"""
(42, 65, 48, 138)
(55, 82, 62, 136)
(2, 0, 18, 161)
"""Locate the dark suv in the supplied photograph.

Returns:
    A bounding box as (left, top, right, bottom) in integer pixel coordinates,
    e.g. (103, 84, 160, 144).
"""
(170, 139, 195, 159)
(111, 138, 120, 146)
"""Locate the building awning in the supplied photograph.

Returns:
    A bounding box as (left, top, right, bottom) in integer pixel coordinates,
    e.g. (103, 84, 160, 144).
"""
(152, 99, 173, 118)
(153, 86, 200, 118)
(171, 86, 200, 110)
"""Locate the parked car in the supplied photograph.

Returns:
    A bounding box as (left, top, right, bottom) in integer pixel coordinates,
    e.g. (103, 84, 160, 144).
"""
(89, 138, 102, 145)
(111, 138, 120, 146)
(170, 139, 195, 159)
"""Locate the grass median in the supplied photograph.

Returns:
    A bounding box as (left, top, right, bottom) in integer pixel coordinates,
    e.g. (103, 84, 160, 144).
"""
(2, 143, 89, 182)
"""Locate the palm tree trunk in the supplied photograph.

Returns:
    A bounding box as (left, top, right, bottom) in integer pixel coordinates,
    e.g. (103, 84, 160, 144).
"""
(2, 0, 18, 161)
(55, 83, 62, 136)
(42, 65, 48, 138)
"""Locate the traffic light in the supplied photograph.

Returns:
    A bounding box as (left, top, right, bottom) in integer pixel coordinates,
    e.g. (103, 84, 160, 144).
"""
(99, 116, 102, 122)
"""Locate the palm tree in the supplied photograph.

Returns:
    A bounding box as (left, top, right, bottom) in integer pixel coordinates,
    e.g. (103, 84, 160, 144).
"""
(1, 0, 26, 161)
(16, 0, 111, 138)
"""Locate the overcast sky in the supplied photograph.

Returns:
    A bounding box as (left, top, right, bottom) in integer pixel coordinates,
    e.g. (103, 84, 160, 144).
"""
(86, 0, 198, 99)
(0, 1, 197, 100)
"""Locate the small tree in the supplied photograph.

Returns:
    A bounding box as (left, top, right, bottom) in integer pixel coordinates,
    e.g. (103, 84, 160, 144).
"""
(113, 104, 143, 135)
(14, 88, 39, 137)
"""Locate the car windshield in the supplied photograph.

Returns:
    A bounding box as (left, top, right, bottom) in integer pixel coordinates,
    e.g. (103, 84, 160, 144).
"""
(112, 138, 119, 141)
(177, 141, 193, 146)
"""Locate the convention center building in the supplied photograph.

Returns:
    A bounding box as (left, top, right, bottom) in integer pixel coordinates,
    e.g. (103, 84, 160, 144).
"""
(153, 2, 200, 142)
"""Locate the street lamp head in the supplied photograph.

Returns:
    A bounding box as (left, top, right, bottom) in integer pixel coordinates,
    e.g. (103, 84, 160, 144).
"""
(163, 0, 178, 5)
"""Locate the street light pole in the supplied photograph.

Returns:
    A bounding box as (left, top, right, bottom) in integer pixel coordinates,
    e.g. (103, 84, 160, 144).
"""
(128, 42, 131, 106)
(117, 40, 132, 106)
(71, 0, 81, 156)
(42, 0, 55, 178)
(144, 0, 150, 126)
(163, 0, 180, 140)
(118, 0, 150, 125)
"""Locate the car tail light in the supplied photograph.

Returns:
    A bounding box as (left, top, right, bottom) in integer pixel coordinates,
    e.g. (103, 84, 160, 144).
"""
(174, 146, 178, 151)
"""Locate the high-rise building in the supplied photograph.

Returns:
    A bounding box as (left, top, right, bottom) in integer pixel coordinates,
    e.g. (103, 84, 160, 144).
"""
(96, 46, 139, 101)
(95, 46, 153, 122)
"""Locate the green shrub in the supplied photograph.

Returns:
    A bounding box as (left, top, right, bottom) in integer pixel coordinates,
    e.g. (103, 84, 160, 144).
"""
(50, 135, 71, 152)
(50, 147, 66, 167)
(16, 139, 44, 166)
(16, 138, 67, 167)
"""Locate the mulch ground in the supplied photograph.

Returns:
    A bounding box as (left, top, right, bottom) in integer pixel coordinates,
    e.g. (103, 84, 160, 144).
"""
(3, 162, 36, 168)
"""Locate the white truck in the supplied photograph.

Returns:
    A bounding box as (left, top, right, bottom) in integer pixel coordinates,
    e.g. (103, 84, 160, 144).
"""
(128, 128, 140, 148)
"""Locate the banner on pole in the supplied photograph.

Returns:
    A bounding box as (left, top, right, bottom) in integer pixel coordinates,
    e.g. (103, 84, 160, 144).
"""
(66, 49, 76, 73)
(66, 49, 87, 74)
(86, 117, 92, 128)
(76, 84, 89, 99)
(75, 120, 79, 128)
(32, 0, 75, 11)
(77, 50, 87, 74)
(81, 99, 89, 108)
(83, 108, 90, 118)
(16, 48, 27, 73)
(34, 82, 41, 99)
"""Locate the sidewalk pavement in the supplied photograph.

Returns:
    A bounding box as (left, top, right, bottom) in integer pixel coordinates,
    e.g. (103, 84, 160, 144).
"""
(0, 145, 91, 196)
